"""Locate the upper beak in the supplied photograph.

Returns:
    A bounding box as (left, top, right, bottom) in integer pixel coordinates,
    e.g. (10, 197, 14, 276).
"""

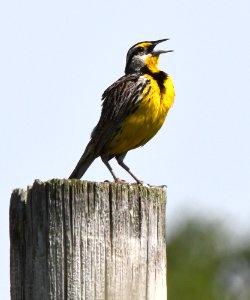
(151, 39, 173, 56)
(152, 38, 169, 45)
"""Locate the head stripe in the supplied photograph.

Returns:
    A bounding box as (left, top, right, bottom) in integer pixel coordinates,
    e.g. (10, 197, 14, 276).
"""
(135, 42, 152, 48)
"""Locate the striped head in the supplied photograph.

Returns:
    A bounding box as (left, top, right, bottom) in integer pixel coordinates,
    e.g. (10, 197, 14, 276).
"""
(125, 39, 172, 75)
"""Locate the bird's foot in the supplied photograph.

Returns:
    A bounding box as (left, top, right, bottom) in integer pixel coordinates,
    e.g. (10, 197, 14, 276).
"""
(104, 178, 128, 184)
(132, 181, 167, 188)
(148, 183, 168, 188)
(114, 178, 129, 184)
(130, 180, 148, 187)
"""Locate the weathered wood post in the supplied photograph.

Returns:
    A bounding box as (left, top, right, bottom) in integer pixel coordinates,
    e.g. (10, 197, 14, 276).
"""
(10, 179, 167, 300)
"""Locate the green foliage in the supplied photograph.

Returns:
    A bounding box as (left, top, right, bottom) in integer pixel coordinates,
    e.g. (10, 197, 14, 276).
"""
(167, 218, 250, 300)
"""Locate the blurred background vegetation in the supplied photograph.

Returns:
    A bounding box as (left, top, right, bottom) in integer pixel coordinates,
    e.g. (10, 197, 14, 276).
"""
(167, 217, 250, 300)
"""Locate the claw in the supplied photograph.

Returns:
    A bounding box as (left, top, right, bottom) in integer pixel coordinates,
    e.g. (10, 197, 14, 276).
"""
(114, 178, 129, 184)
(147, 183, 168, 189)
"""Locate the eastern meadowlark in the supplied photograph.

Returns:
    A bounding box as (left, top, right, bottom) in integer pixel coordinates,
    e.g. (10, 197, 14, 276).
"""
(69, 39, 175, 184)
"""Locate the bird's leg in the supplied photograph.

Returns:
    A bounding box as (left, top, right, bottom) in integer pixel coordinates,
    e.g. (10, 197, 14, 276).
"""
(101, 155, 121, 183)
(116, 153, 144, 184)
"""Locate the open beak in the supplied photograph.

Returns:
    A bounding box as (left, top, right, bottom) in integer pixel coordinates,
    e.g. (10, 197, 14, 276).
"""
(151, 39, 173, 56)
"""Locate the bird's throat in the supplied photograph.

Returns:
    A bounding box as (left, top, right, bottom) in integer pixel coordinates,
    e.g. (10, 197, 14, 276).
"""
(144, 55, 160, 73)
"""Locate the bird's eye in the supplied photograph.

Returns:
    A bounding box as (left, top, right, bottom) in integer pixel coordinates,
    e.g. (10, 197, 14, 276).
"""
(134, 46, 144, 55)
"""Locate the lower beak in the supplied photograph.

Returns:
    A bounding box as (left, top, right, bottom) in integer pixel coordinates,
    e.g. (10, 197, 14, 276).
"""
(151, 39, 173, 56)
(152, 49, 173, 56)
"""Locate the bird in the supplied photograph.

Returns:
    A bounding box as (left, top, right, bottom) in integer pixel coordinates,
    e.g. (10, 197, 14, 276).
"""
(69, 39, 175, 184)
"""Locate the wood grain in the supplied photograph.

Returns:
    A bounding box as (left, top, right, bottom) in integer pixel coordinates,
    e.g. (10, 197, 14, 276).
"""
(9, 180, 167, 300)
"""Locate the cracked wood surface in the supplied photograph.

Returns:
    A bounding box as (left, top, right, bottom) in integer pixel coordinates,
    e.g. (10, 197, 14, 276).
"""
(10, 180, 167, 300)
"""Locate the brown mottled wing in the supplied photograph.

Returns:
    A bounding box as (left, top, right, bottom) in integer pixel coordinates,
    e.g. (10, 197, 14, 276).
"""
(90, 74, 149, 154)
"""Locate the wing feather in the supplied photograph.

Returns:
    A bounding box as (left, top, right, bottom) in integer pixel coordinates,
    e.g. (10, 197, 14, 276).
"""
(90, 74, 149, 154)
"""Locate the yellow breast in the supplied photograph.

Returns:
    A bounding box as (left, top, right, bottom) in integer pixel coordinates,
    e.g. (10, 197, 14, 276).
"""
(108, 74, 175, 155)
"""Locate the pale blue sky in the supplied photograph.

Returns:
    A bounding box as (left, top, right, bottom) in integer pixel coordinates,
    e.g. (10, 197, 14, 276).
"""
(1, 0, 250, 298)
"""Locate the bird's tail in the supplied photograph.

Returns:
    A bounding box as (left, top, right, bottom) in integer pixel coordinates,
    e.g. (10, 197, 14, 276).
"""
(69, 143, 96, 179)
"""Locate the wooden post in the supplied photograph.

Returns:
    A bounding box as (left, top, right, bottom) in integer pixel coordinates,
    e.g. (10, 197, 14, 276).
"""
(10, 180, 167, 300)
